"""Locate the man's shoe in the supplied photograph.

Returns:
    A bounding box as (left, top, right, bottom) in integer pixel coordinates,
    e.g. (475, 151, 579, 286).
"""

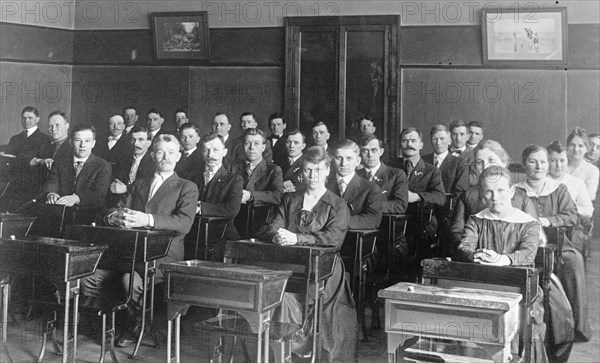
(115, 324, 142, 348)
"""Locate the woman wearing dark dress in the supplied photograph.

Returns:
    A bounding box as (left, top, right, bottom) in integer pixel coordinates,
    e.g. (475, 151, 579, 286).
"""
(455, 166, 548, 362)
(264, 146, 357, 362)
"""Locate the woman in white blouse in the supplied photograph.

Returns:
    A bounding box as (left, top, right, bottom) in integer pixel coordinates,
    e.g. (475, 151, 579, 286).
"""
(567, 127, 599, 201)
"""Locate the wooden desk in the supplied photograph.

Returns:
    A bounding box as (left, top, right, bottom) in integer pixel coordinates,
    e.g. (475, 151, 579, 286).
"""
(341, 229, 378, 341)
(234, 202, 274, 238)
(16, 201, 99, 238)
(223, 239, 337, 363)
(0, 213, 36, 238)
(161, 260, 292, 363)
(186, 215, 229, 260)
(378, 282, 522, 363)
(0, 236, 106, 363)
(380, 214, 409, 275)
(65, 225, 176, 359)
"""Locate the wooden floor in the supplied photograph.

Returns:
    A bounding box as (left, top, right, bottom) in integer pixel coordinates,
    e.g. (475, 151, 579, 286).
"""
(3, 246, 599, 363)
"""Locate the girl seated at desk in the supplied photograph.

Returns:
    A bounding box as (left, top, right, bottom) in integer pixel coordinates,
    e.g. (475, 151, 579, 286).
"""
(455, 165, 548, 362)
(264, 146, 358, 362)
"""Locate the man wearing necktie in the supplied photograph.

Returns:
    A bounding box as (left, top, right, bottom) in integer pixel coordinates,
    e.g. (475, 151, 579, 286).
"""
(83, 133, 198, 347)
(281, 130, 306, 193)
(357, 134, 408, 214)
(389, 127, 446, 278)
(449, 119, 475, 166)
(174, 123, 204, 180)
(327, 139, 382, 229)
(43, 124, 111, 208)
(232, 128, 284, 205)
(268, 112, 289, 169)
(187, 133, 243, 243)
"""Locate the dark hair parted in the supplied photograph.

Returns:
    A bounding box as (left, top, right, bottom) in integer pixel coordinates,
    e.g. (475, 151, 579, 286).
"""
(303, 145, 332, 168)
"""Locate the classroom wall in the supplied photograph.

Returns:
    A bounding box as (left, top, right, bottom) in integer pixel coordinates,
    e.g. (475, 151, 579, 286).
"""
(1, 0, 599, 151)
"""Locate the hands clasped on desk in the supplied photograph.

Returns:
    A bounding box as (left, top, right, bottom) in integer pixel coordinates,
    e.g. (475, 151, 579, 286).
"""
(108, 208, 152, 229)
(272, 228, 298, 246)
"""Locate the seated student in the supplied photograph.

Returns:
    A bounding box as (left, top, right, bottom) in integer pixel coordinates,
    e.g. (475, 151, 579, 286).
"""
(357, 134, 408, 214)
(43, 124, 111, 209)
(449, 119, 475, 166)
(281, 129, 306, 193)
(174, 123, 203, 180)
(82, 134, 198, 347)
(231, 128, 284, 205)
(389, 128, 445, 268)
(107, 125, 154, 208)
(93, 115, 131, 168)
(567, 127, 599, 200)
(188, 132, 243, 240)
(229, 112, 273, 164)
(449, 140, 535, 251)
(327, 139, 383, 229)
(454, 166, 548, 363)
(516, 145, 582, 359)
(264, 146, 357, 362)
(268, 113, 289, 169)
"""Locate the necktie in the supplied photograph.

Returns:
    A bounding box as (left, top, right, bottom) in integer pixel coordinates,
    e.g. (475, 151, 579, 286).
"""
(367, 170, 373, 181)
(451, 148, 462, 156)
(434, 157, 441, 168)
(338, 179, 347, 196)
(404, 160, 413, 176)
(204, 166, 215, 185)
(74, 161, 84, 178)
(246, 163, 254, 178)
(182, 152, 189, 162)
(52, 142, 61, 159)
(128, 156, 140, 184)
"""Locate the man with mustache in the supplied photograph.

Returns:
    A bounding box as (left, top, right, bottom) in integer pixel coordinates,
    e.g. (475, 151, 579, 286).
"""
(187, 132, 243, 242)
(107, 125, 154, 207)
(82, 133, 198, 347)
(390, 127, 446, 277)
(42, 124, 112, 209)
(93, 115, 131, 173)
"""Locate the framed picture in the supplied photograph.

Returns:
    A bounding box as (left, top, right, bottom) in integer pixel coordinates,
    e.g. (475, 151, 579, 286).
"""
(151, 12, 210, 62)
(482, 7, 567, 66)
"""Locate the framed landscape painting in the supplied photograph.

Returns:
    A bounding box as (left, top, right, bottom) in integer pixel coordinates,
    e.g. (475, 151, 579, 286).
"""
(482, 7, 567, 66)
(151, 12, 210, 62)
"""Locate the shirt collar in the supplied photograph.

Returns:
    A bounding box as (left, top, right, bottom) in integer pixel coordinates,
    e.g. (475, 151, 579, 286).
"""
(289, 154, 302, 164)
(108, 133, 122, 141)
(73, 155, 90, 164)
(53, 136, 68, 145)
(25, 126, 38, 136)
(247, 158, 262, 170)
(133, 151, 147, 160)
(474, 207, 539, 224)
(515, 177, 561, 197)
(185, 147, 197, 156)
(205, 163, 221, 172)
(336, 172, 355, 185)
(365, 162, 381, 176)
(222, 134, 229, 143)
(153, 171, 174, 182)
(150, 129, 160, 138)
(435, 150, 449, 163)
(452, 145, 467, 152)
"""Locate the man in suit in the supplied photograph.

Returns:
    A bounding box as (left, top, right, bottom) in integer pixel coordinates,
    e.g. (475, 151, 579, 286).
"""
(174, 109, 188, 131)
(123, 106, 138, 134)
(357, 134, 408, 214)
(107, 125, 154, 207)
(93, 115, 131, 170)
(33, 111, 71, 171)
(423, 125, 468, 198)
(189, 132, 243, 240)
(212, 112, 235, 166)
(43, 124, 112, 209)
(0, 106, 52, 207)
(281, 129, 306, 193)
(81, 134, 198, 347)
(268, 112, 288, 168)
(467, 120, 484, 150)
(229, 112, 273, 164)
(328, 139, 382, 229)
(146, 108, 174, 141)
(232, 128, 284, 205)
(390, 127, 445, 271)
(311, 121, 332, 153)
(449, 119, 474, 165)
(174, 123, 203, 180)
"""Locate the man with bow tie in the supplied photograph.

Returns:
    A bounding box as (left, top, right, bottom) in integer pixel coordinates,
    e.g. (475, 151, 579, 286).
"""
(187, 132, 243, 241)
(327, 139, 382, 229)
(281, 130, 306, 193)
(174, 123, 203, 180)
(357, 134, 408, 214)
(43, 124, 112, 209)
(81, 133, 198, 347)
(93, 115, 131, 171)
(268, 112, 289, 169)
(232, 128, 284, 205)
(449, 119, 475, 166)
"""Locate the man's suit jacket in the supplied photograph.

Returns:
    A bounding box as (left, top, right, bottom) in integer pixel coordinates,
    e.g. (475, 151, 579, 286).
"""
(269, 134, 288, 169)
(174, 148, 204, 180)
(232, 158, 284, 205)
(44, 153, 112, 209)
(357, 163, 408, 214)
(6, 128, 52, 164)
(93, 133, 131, 164)
(423, 153, 468, 198)
(391, 157, 446, 207)
(106, 152, 154, 208)
(327, 173, 383, 229)
(110, 173, 198, 277)
(282, 155, 304, 189)
(188, 163, 244, 240)
(451, 147, 474, 166)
